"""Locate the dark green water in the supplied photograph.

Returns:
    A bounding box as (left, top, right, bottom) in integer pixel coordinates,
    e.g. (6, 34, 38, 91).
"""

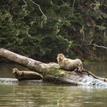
(0, 62, 107, 107)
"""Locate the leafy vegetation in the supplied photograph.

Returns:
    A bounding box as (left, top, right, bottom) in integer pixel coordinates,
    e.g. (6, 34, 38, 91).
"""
(0, 0, 107, 61)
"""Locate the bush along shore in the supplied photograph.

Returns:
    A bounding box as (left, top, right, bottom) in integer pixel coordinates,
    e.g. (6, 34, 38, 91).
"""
(0, 0, 107, 62)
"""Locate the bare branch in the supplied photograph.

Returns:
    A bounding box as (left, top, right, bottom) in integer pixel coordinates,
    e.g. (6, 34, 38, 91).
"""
(71, 0, 76, 16)
(30, 0, 47, 20)
(22, 0, 28, 6)
(93, 44, 107, 50)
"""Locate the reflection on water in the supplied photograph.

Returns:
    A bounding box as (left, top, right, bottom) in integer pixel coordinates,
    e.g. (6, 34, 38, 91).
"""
(0, 85, 107, 107)
(0, 61, 107, 107)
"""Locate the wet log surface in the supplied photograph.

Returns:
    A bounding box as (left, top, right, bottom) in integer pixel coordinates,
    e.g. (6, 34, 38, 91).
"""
(0, 48, 107, 87)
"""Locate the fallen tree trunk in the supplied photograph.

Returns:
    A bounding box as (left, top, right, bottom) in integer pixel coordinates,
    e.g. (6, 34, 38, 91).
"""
(0, 48, 107, 87)
(0, 48, 59, 73)
(0, 48, 64, 76)
(0, 48, 75, 84)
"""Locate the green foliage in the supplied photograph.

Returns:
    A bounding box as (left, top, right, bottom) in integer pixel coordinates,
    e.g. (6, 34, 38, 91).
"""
(0, 0, 107, 61)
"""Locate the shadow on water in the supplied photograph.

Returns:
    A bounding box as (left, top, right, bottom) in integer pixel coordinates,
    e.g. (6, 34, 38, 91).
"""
(0, 61, 107, 107)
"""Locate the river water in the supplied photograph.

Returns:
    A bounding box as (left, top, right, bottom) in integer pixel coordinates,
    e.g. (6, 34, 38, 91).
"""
(0, 61, 107, 107)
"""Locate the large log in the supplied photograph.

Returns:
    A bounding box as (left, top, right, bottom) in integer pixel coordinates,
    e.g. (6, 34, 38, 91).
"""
(0, 48, 107, 87)
(0, 48, 59, 73)
(0, 48, 73, 84)
(0, 48, 64, 76)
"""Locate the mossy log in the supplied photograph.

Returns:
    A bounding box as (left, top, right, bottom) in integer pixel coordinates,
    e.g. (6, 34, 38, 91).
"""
(0, 48, 107, 87)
